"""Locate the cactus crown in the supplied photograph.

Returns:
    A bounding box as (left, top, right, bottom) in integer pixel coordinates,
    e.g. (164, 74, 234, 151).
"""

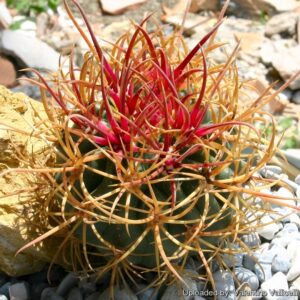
(10, 0, 299, 297)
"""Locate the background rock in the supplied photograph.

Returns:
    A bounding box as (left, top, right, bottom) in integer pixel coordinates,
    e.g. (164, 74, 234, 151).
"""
(272, 45, 300, 90)
(0, 30, 60, 71)
(0, 85, 62, 277)
(0, 56, 16, 88)
(265, 12, 299, 37)
(100, 0, 147, 15)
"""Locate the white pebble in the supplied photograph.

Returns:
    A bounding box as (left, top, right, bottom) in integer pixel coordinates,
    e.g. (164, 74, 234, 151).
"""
(257, 215, 281, 240)
(261, 272, 288, 300)
(295, 174, 300, 185)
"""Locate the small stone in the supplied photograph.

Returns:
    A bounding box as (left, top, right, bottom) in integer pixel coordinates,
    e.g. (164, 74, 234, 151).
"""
(272, 231, 300, 248)
(0, 283, 11, 298)
(260, 38, 297, 66)
(234, 267, 259, 291)
(162, 13, 210, 35)
(41, 287, 64, 300)
(134, 285, 158, 300)
(255, 263, 272, 283)
(212, 270, 236, 300)
(77, 278, 97, 297)
(161, 275, 198, 300)
(292, 90, 300, 105)
(271, 244, 292, 273)
(0, 274, 7, 286)
(295, 174, 300, 185)
(56, 273, 79, 297)
(10, 85, 42, 101)
(287, 240, 300, 281)
(252, 246, 279, 282)
(291, 275, 300, 290)
(0, 56, 16, 87)
(0, 2, 12, 29)
(99, 287, 138, 300)
(30, 282, 49, 300)
(67, 287, 83, 300)
(243, 254, 256, 272)
(261, 272, 288, 300)
(257, 215, 281, 240)
(255, 0, 300, 14)
(9, 282, 30, 300)
(85, 292, 101, 300)
(272, 46, 300, 90)
(276, 223, 298, 237)
(241, 233, 261, 248)
(260, 165, 283, 177)
(265, 12, 299, 36)
(222, 244, 244, 268)
(100, 0, 147, 15)
(0, 30, 61, 71)
(289, 214, 300, 228)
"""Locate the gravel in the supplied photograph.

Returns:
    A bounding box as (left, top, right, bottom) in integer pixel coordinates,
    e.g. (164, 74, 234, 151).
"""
(0, 167, 300, 299)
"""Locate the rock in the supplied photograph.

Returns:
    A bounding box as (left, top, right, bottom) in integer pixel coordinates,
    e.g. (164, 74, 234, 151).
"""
(212, 270, 236, 300)
(256, 215, 281, 240)
(66, 287, 83, 300)
(0, 85, 62, 277)
(241, 232, 261, 248)
(41, 287, 64, 300)
(292, 90, 300, 105)
(222, 243, 244, 268)
(8, 282, 30, 300)
(56, 273, 79, 297)
(162, 13, 210, 35)
(30, 282, 49, 300)
(265, 12, 299, 36)
(100, 0, 147, 15)
(260, 165, 283, 177)
(85, 292, 101, 300)
(272, 46, 300, 90)
(161, 273, 198, 300)
(287, 240, 300, 281)
(0, 283, 11, 298)
(272, 231, 300, 248)
(99, 286, 138, 300)
(282, 149, 300, 168)
(0, 2, 12, 29)
(0, 56, 16, 88)
(250, 246, 278, 282)
(277, 223, 298, 237)
(260, 38, 297, 66)
(162, 0, 219, 15)
(0, 273, 7, 286)
(133, 285, 158, 300)
(0, 30, 60, 71)
(77, 278, 97, 298)
(253, 0, 300, 15)
(295, 173, 300, 185)
(234, 267, 259, 291)
(261, 272, 288, 300)
(289, 214, 300, 228)
(291, 275, 300, 290)
(271, 244, 292, 273)
(36, 13, 49, 38)
(272, 254, 292, 274)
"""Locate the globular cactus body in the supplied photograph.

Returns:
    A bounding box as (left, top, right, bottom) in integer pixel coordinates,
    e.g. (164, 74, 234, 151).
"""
(14, 0, 299, 295)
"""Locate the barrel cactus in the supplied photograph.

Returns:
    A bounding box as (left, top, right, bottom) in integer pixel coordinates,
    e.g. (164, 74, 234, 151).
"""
(10, 0, 299, 297)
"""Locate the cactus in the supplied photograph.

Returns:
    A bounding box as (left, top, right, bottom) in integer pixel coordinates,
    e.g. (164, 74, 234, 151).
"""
(9, 0, 300, 297)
